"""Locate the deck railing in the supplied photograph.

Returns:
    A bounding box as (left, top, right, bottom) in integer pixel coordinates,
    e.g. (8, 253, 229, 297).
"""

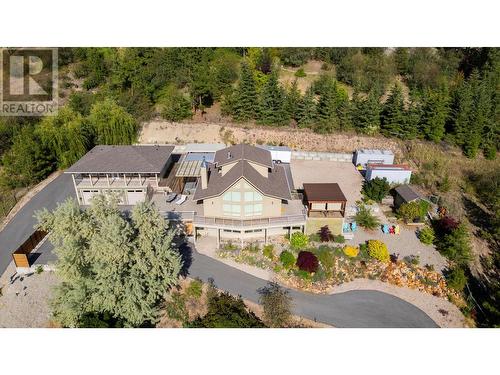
(193, 213, 307, 228)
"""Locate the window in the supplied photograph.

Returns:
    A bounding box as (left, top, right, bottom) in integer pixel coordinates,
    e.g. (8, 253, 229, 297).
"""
(223, 191, 241, 202)
(244, 203, 263, 217)
(244, 191, 262, 202)
(223, 204, 241, 217)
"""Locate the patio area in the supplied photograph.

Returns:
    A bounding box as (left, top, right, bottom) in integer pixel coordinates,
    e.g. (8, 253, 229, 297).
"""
(149, 192, 203, 217)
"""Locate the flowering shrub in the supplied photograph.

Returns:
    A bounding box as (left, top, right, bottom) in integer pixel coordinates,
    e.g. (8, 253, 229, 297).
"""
(367, 240, 390, 262)
(296, 251, 319, 273)
(343, 246, 359, 258)
(279, 251, 296, 270)
(436, 216, 459, 235)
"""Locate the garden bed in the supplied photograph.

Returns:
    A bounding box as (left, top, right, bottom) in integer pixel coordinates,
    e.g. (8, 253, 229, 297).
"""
(216, 234, 464, 305)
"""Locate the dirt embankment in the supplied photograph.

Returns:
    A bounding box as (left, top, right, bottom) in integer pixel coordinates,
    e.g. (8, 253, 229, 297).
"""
(140, 120, 405, 159)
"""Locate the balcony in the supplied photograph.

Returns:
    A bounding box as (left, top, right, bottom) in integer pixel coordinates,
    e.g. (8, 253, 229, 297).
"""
(193, 213, 307, 229)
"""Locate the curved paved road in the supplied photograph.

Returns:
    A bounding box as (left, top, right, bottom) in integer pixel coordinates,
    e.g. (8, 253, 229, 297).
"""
(0, 174, 438, 327)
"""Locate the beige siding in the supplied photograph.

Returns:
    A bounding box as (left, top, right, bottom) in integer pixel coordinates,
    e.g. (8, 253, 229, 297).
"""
(203, 177, 282, 218)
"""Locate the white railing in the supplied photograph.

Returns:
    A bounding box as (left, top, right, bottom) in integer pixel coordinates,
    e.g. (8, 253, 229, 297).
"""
(193, 213, 306, 228)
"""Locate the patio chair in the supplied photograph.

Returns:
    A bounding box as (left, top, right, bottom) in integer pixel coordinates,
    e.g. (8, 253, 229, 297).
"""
(165, 192, 177, 203)
(174, 195, 187, 205)
(382, 224, 390, 234)
(350, 222, 357, 232)
(343, 223, 351, 233)
(394, 225, 400, 235)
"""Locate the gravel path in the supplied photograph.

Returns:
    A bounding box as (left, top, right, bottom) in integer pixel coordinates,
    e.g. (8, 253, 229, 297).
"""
(0, 263, 59, 328)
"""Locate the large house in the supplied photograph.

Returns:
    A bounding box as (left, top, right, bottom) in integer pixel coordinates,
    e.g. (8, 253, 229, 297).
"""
(66, 143, 308, 246)
(192, 144, 306, 245)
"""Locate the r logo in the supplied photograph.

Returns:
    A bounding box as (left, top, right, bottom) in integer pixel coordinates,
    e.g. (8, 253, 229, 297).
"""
(1, 48, 58, 116)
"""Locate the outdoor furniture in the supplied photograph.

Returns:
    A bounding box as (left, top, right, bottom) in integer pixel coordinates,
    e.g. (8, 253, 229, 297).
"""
(394, 225, 400, 235)
(382, 224, 390, 234)
(343, 223, 351, 233)
(165, 192, 177, 203)
(350, 222, 357, 232)
(174, 194, 187, 205)
(389, 226, 395, 234)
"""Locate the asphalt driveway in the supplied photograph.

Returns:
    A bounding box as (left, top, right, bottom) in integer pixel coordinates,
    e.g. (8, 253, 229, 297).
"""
(0, 174, 75, 274)
(0, 173, 438, 327)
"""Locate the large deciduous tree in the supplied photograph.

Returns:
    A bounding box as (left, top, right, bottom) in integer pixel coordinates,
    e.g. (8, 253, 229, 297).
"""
(36, 196, 182, 327)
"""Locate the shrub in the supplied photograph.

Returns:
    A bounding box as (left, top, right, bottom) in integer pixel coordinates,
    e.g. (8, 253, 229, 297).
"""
(419, 226, 435, 245)
(398, 201, 421, 222)
(186, 279, 203, 299)
(359, 243, 369, 258)
(343, 246, 359, 258)
(279, 251, 296, 270)
(446, 267, 467, 291)
(436, 216, 459, 235)
(309, 233, 321, 242)
(258, 282, 292, 327)
(367, 240, 390, 262)
(362, 177, 390, 202)
(244, 243, 260, 253)
(294, 68, 307, 77)
(354, 205, 381, 230)
(295, 269, 312, 281)
(263, 244, 275, 260)
(317, 247, 334, 278)
(35, 265, 44, 274)
(296, 251, 319, 273)
(437, 223, 472, 266)
(332, 235, 345, 243)
(319, 225, 332, 242)
(403, 255, 420, 266)
(165, 292, 188, 322)
(290, 232, 309, 250)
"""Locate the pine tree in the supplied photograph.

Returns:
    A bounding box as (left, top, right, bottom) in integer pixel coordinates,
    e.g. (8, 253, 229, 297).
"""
(451, 77, 474, 147)
(420, 85, 449, 142)
(284, 79, 302, 122)
(315, 78, 340, 132)
(381, 83, 406, 138)
(297, 87, 317, 128)
(466, 78, 493, 158)
(257, 70, 288, 125)
(402, 99, 421, 140)
(351, 90, 381, 135)
(232, 61, 258, 122)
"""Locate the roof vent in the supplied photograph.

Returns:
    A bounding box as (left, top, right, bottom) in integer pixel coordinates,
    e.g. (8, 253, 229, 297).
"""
(227, 151, 232, 159)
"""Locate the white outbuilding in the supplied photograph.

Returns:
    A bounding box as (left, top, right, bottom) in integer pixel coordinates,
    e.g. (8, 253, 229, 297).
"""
(257, 145, 292, 164)
(365, 164, 412, 184)
(354, 149, 394, 169)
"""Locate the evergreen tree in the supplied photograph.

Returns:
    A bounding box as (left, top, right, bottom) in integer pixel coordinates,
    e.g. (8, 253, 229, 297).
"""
(157, 84, 193, 122)
(351, 90, 381, 135)
(468, 77, 493, 158)
(381, 83, 406, 138)
(257, 70, 288, 125)
(315, 77, 342, 132)
(232, 61, 258, 122)
(296, 87, 317, 128)
(420, 85, 449, 142)
(284, 79, 302, 122)
(451, 77, 474, 147)
(36, 197, 182, 327)
(402, 99, 421, 140)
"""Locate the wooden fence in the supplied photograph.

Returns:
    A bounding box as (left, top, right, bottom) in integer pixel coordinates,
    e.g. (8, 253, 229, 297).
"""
(11, 230, 48, 268)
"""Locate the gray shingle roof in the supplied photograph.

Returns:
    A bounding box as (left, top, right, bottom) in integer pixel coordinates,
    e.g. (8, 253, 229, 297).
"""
(214, 144, 273, 168)
(193, 160, 291, 201)
(394, 185, 421, 203)
(65, 145, 174, 174)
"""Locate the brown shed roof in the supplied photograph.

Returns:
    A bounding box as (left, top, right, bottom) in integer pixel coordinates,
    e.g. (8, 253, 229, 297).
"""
(303, 183, 347, 202)
(394, 185, 421, 203)
(214, 144, 273, 168)
(65, 145, 174, 174)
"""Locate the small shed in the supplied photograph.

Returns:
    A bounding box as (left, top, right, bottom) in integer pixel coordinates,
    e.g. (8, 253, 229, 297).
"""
(303, 183, 347, 217)
(354, 149, 394, 169)
(393, 185, 422, 209)
(366, 164, 412, 184)
(257, 145, 292, 163)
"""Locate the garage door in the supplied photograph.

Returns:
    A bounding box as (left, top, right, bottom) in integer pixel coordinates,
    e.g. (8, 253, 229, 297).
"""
(81, 190, 99, 205)
(126, 190, 146, 205)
